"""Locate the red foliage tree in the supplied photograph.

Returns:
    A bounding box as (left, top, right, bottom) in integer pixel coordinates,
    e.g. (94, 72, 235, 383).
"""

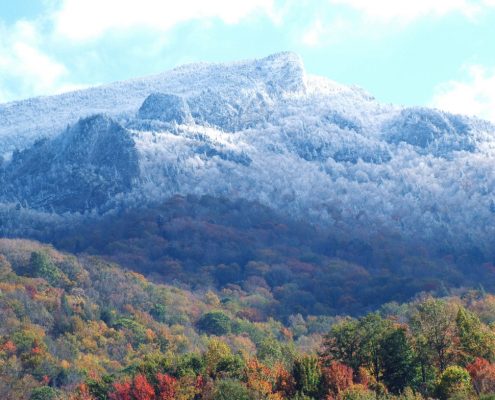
(466, 357, 495, 395)
(156, 373, 177, 400)
(322, 362, 354, 397)
(109, 379, 132, 400)
(132, 374, 156, 400)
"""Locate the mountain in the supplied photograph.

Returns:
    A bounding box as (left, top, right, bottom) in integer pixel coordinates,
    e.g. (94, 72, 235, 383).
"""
(1, 52, 495, 254)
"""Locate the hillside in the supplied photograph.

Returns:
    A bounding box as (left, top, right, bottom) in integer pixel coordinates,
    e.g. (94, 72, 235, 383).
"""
(2, 239, 495, 399)
(0, 239, 307, 399)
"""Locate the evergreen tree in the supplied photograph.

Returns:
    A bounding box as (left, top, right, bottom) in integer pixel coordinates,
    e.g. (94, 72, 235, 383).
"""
(379, 327, 417, 394)
(29, 251, 69, 287)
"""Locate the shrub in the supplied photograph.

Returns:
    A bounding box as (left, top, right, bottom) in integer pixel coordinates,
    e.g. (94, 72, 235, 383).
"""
(30, 386, 61, 400)
(212, 379, 250, 400)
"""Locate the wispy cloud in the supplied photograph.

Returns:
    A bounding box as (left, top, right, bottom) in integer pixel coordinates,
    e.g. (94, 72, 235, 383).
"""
(297, 0, 495, 48)
(328, 0, 484, 23)
(300, 16, 353, 47)
(432, 65, 495, 122)
(0, 20, 75, 102)
(53, 0, 276, 41)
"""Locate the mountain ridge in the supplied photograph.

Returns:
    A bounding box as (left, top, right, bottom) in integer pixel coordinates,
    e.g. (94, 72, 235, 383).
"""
(0, 52, 315, 155)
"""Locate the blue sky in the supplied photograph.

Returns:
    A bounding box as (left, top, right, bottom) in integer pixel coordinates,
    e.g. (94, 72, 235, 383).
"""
(1, 0, 495, 120)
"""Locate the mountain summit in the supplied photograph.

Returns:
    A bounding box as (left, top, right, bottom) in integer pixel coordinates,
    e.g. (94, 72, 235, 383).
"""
(0, 52, 308, 154)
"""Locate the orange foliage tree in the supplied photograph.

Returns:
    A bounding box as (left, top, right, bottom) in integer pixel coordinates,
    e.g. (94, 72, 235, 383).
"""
(273, 363, 296, 398)
(245, 357, 281, 400)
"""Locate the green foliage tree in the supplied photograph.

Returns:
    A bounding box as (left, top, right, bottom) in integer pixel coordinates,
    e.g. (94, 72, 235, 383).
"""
(197, 311, 232, 336)
(456, 307, 495, 365)
(12, 330, 39, 354)
(216, 353, 245, 380)
(435, 365, 473, 400)
(358, 313, 393, 382)
(29, 251, 69, 287)
(176, 353, 205, 377)
(293, 355, 322, 399)
(87, 375, 114, 400)
(204, 338, 234, 377)
(323, 313, 393, 383)
(411, 298, 457, 372)
(134, 353, 172, 384)
(149, 303, 167, 322)
(322, 318, 362, 372)
(257, 336, 284, 366)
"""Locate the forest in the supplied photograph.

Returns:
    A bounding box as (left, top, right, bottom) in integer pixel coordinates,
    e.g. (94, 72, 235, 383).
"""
(2, 238, 495, 399)
(45, 195, 495, 319)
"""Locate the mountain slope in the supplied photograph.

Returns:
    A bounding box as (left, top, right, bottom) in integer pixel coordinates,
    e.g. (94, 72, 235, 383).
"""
(0, 115, 139, 212)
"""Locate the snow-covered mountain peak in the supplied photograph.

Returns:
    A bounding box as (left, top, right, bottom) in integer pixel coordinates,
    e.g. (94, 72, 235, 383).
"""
(0, 52, 311, 154)
(252, 51, 307, 94)
(166, 51, 306, 95)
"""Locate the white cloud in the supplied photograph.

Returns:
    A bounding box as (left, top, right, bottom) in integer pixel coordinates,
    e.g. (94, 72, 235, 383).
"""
(298, 0, 495, 48)
(54, 0, 275, 41)
(301, 19, 325, 47)
(432, 65, 495, 122)
(300, 16, 353, 47)
(0, 20, 77, 102)
(328, 0, 486, 22)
